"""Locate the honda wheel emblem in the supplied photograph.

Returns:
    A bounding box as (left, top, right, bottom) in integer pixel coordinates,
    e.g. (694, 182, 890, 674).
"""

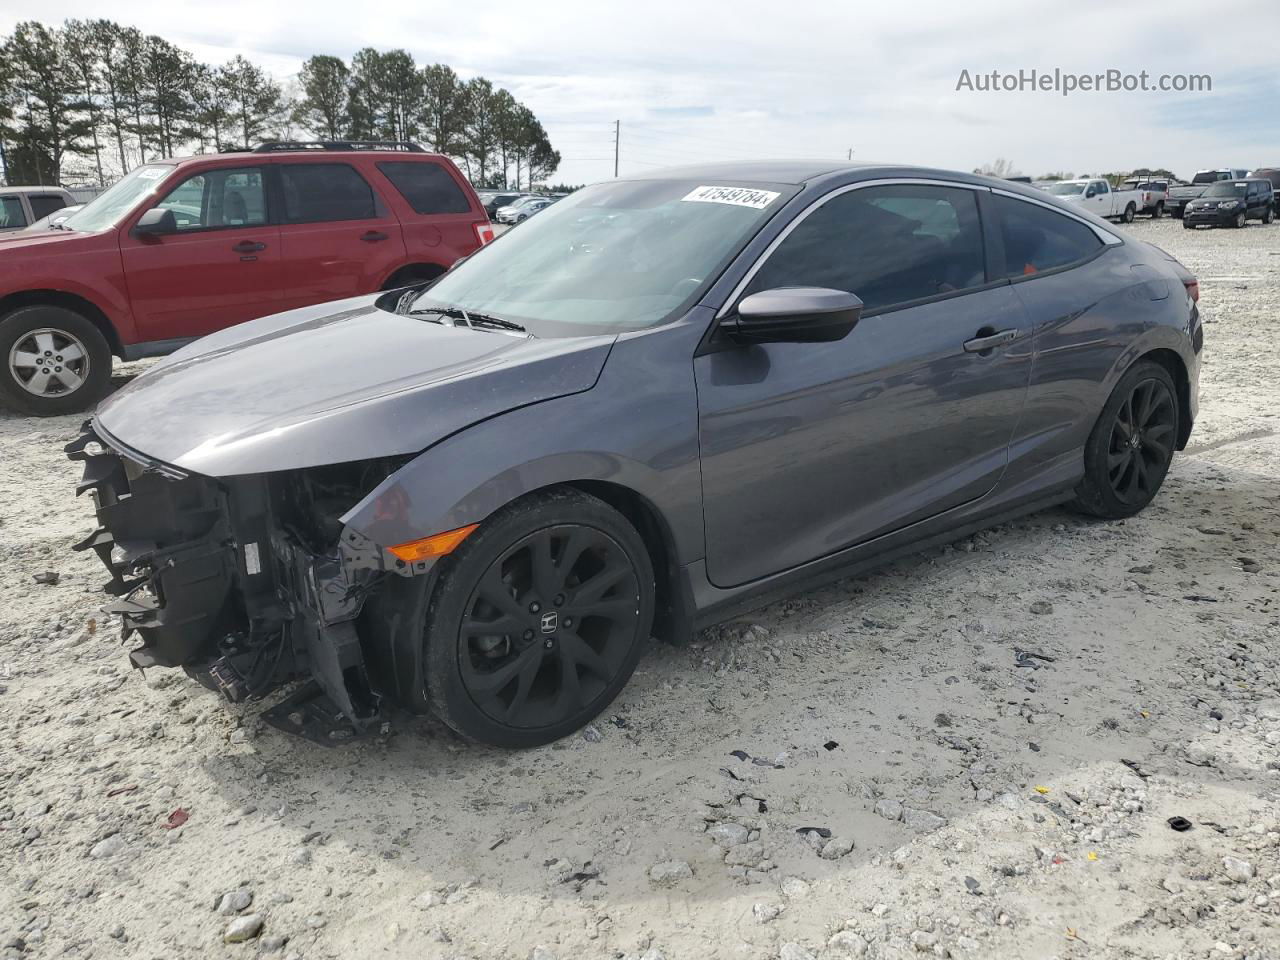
(539, 611, 558, 634)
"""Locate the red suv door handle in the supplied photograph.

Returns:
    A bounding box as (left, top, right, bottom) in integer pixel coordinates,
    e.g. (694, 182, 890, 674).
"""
(361, 231, 389, 243)
(232, 240, 267, 253)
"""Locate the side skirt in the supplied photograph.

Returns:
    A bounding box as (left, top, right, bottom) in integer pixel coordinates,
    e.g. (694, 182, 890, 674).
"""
(686, 485, 1077, 633)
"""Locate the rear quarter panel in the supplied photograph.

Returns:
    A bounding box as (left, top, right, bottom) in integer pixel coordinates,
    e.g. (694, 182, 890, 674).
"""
(999, 243, 1199, 498)
(365, 157, 485, 279)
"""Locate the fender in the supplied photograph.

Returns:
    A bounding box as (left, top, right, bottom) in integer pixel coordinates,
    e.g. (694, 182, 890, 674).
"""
(341, 317, 710, 567)
(0, 232, 138, 345)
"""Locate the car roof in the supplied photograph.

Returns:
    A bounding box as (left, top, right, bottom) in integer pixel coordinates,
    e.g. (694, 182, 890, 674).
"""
(616, 161, 1070, 194)
(619, 160, 854, 184)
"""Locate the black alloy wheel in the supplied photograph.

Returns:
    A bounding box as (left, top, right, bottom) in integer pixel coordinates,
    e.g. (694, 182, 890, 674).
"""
(1073, 361, 1179, 519)
(1105, 377, 1176, 507)
(423, 488, 654, 747)
(459, 525, 640, 729)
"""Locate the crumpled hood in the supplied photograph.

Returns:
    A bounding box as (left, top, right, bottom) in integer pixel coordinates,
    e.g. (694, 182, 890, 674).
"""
(95, 294, 615, 476)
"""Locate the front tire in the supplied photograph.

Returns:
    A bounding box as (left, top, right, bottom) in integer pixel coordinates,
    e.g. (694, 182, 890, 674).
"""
(423, 488, 655, 748)
(1234, 212, 1247, 228)
(1072, 361, 1178, 519)
(0, 306, 112, 416)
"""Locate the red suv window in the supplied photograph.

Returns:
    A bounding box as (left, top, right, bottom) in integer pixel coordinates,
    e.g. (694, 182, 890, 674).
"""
(279, 163, 379, 223)
(377, 161, 472, 215)
(155, 167, 268, 231)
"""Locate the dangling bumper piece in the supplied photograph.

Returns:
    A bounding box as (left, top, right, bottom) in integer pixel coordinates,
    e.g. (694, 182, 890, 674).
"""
(65, 421, 395, 734)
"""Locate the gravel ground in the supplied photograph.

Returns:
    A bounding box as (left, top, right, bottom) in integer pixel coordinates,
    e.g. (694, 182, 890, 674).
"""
(2, 217, 1279, 960)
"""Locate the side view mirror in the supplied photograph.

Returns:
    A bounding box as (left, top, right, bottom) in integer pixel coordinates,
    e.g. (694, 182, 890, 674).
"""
(1085, 189, 1097, 198)
(721, 287, 864, 344)
(133, 207, 177, 237)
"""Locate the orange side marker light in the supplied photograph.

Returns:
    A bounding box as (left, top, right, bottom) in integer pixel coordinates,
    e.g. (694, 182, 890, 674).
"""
(388, 523, 479, 564)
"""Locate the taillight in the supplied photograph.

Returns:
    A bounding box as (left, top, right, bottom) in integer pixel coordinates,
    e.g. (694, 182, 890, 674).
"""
(1184, 279, 1199, 302)
(473, 222, 495, 246)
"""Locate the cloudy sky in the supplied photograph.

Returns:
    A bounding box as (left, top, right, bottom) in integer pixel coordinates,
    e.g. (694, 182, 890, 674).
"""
(6, 0, 1277, 184)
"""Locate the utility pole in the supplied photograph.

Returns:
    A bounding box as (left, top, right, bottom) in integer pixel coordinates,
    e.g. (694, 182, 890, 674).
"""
(847, 148, 854, 161)
(614, 120, 620, 177)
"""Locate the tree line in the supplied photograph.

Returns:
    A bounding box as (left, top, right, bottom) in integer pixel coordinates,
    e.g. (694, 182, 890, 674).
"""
(0, 19, 560, 190)
(974, 159, 1185, 184)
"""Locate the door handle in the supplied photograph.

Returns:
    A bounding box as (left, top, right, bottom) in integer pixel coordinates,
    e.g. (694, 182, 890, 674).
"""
(361, 230, 389, 243)
(963, 328, 1019, 354)
(232, 240, 266, 253)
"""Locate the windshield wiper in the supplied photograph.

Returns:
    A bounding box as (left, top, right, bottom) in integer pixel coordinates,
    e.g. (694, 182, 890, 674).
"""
(410, 304, 527, 334)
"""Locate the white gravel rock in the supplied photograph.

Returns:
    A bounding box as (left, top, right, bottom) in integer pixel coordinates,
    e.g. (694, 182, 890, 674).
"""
(819, 836, 855, 859)
(223, 914, 263, 943)
(1224, 856, 1255, 883)
(826, 930, 869, 956)
(89, 835, 125, 859)
(752, 901, 783, 923)
(216, 890, 253, 915)
(708, 822, 750, 846)
(648, 860, 693, 886)
(779, 943, 817, 960)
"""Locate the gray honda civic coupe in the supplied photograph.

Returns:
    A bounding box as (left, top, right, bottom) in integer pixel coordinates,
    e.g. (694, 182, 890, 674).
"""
(68, 162, 1203, 748)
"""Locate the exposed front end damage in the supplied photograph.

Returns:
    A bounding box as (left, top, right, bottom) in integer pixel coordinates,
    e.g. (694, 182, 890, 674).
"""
(65, 421, 420, 739)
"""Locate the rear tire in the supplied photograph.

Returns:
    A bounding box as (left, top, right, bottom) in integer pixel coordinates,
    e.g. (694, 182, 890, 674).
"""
(1122, 204, 1136, 223)
(1071, 361, 1178, 519)
(423, 488, 655, 748)
(1151, 201, 1164, 218)
(0, 305, 112, 416)
(1183, 220, 1194, 229)
(1263, 207, 1274, 224)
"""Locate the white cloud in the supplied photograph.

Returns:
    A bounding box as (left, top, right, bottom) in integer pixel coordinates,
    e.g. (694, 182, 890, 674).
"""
(5, 0, 1276, 184)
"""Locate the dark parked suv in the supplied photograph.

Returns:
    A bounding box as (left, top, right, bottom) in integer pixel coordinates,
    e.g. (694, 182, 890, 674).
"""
(1249, 168, 1280, 210)
(1183, 178, 1275, 228)
(0, 141, 493, 415)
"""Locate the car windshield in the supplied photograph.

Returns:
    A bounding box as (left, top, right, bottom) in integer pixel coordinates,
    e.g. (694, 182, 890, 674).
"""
(1203, 182, 1248, 198)
(1046, 182, 1086, 195)
(1191, 171, 1229, 185)
(409, 178, 793, 336)
(59, 165, 173, 233)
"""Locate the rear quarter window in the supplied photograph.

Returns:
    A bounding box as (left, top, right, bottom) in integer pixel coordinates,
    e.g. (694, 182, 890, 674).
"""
(377, 161, 473, 215)
(993, 195, 1103, 278)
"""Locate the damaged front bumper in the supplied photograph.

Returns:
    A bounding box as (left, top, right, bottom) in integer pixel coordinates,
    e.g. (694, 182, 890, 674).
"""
(65, 421, 419, 737)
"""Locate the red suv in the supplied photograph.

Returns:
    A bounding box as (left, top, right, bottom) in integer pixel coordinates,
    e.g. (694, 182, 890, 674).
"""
(0, 141, 494, 415)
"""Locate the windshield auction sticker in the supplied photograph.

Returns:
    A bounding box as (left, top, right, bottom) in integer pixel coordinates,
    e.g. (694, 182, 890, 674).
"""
(682, 185, 780, 209)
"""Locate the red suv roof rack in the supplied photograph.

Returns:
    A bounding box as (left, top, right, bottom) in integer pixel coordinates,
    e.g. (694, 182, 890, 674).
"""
(251, 140, 426, 153)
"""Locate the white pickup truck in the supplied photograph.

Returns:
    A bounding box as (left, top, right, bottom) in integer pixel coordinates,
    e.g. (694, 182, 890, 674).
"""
(1043, 178, 1142, 223)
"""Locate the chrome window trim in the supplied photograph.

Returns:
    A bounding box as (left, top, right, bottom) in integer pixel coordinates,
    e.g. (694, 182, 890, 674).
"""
(989, 187, 1123, 245)
(716, 177, 992, 320)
